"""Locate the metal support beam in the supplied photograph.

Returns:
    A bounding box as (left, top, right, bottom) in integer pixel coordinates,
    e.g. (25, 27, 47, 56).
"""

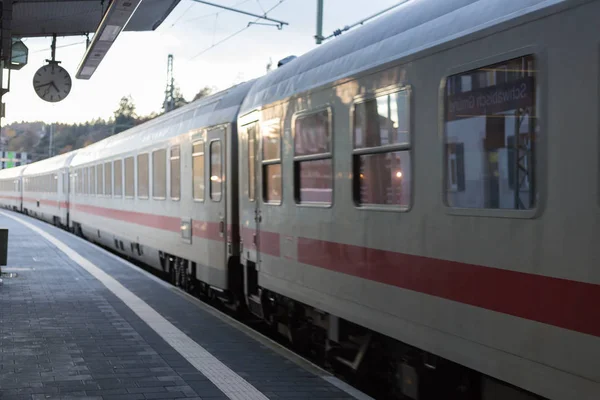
(190, 0, 288, 29)
(315, 0, 324, 44)
(1, 0, 12, 64)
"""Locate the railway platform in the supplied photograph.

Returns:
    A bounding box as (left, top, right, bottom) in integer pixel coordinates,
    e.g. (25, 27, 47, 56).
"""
(0, 211, 369, 400)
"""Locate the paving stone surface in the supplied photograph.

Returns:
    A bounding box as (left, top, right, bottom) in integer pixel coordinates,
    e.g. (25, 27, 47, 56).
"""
(0, 213, 356, 400)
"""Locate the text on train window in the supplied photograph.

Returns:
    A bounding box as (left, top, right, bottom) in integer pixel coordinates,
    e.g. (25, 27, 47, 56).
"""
(294, 110, 332, 204)
(192, 141, 205, 201)
(247, 124, 256, 201)
(170, 146, 180, 200)
(152, 149, 167, 199)
(96, 164, 104, 195)
(444, 55, 537, 210)
(210, 140, 223, 202)
(353, 88, 411, 207)
(114, 160, 123, 197)
(137, 153, 149, 199)
(262, 119, 282, 204)
(124, 157, 134, 197)
(104, 162, 112, 196)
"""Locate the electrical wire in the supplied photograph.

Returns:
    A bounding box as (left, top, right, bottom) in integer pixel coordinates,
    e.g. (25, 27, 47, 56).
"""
(189, 0, 287, 61)
(31, 40, 86, 54)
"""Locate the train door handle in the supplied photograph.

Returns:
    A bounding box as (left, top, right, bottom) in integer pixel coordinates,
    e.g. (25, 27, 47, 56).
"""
(219, 221, 224, 235)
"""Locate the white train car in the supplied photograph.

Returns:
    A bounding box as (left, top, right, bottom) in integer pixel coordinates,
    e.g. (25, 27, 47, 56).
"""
(68, 81, 254, 297)
(0, 165, 26, 212)
(237, 0, 600, 399)
(22, 151, 76, 226)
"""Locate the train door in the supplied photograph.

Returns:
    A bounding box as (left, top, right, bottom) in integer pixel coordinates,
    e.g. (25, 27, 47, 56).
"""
(206, 127, 227, 287)
(241, 121, 261, 304)
(62, 169, 69, 226)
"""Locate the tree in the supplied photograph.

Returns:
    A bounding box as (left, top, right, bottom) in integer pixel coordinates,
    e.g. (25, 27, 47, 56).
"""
(192, 86, 213, 102)
(173, 87, 188, 110)
(113, 95, 137, 135)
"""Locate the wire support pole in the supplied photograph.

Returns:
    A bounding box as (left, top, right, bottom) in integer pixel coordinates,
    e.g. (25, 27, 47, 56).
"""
(190, 0, 288, 28)
(321, 0, 408, 42)
(315, 0, 324, 44)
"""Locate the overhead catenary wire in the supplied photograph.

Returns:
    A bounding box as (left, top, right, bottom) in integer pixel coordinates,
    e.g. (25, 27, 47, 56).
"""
(189, 0, 287, 61)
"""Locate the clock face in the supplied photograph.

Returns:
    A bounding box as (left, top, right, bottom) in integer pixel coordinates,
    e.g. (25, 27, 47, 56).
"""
(33, 63, 72, 103)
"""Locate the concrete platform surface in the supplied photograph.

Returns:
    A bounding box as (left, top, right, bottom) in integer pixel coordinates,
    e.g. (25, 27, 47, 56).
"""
(0, 211, 368, 400)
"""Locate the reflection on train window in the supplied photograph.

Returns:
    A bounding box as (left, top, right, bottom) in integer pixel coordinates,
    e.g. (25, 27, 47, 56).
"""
(192, 141, 205, 201)
(89, 166, 95, 195)
(262, 119, 282, 204)
(96, 164, 104, 195)
(353, 88, 411, 207)
(264, 163, 282, 204)
(294, 110, 332, 204)
(104, 162, 112, 196)
(152, 149, 167, 199)
(137, 153, 149, 199)
(444, 55, 536, 209)
(170, 146, 180, 200)
(210, 140, 222, 202)
(247, 124, 256, 201)
(114, 160, 123, 197)
(124, 157, 134, 198)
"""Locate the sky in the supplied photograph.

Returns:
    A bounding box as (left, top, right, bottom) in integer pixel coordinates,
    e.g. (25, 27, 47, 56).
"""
(3, 0, 402, 125)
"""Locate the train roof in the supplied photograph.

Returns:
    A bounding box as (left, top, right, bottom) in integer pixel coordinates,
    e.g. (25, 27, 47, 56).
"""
(22, 151, 78, 176)
(240, 0, 572, 112)
(71, 79, 256, 167)
(0, 165, 28, 180)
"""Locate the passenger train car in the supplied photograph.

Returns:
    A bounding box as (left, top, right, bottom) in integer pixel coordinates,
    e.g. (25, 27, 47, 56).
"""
(21, 151, 75, 226)
(0, 164, 26, 212)
(0, 0, 598, 399)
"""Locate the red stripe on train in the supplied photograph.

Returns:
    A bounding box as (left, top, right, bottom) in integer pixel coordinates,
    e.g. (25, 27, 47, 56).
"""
(298, 237, 600, 338)
(43, 201, 600, 337)
(73, 203, 181, 232)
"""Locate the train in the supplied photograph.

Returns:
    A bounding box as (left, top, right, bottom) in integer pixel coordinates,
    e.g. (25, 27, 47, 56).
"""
(1, 0, 599, 399)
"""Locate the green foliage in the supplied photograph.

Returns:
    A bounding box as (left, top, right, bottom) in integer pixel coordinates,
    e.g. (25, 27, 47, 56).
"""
(1, 87, 215, 162)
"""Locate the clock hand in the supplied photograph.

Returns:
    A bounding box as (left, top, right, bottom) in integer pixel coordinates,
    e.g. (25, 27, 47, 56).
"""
(50, 81, 59, 93)
(34, 82, 51, 89)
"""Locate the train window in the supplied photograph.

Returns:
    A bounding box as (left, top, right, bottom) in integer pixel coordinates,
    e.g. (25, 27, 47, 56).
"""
(114, 160, 122, 197)
(192, 141, 205, 201)
(170, 146, 180, 200)
(89, 167, 95, 195)
(262, 119, 282, 204)
(152, 149, 167, 199)
(104, 162, 112, 196)
(444, 55, 537, 210)
(210, 140, 222, 202)
(124, 157, 134, 197)
(353, 88, 411, 207)
(97, 164, 104, 195)
(247, 125, 256, 201)
(294, 109, 332, 205)
(137, 153, 149, 199)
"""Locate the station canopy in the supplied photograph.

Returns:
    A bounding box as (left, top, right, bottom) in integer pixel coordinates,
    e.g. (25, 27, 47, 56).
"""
(7, 0, 181, 79)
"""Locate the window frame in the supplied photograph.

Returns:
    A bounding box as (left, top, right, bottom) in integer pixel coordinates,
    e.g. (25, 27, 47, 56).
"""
(440, 48, 544, 219)
(192, 140, 206, 202)
(292, 106, 334, 208)
(209, 139, 223, 203)
(137, 152, 150, 200)
(152, 148, 167, 200)
(351, 84, 414, 212)
(104, 161, 113, 197)
(261, 118, 283, 205)
(124, 156, 135, 198)
(170, 145, 181, 201)
(114, 159, 123, 198)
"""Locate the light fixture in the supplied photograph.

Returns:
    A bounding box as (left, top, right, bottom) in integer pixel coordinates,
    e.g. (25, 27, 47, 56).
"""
(9, 38, 28, 70)
(76, 0, 143, 80)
